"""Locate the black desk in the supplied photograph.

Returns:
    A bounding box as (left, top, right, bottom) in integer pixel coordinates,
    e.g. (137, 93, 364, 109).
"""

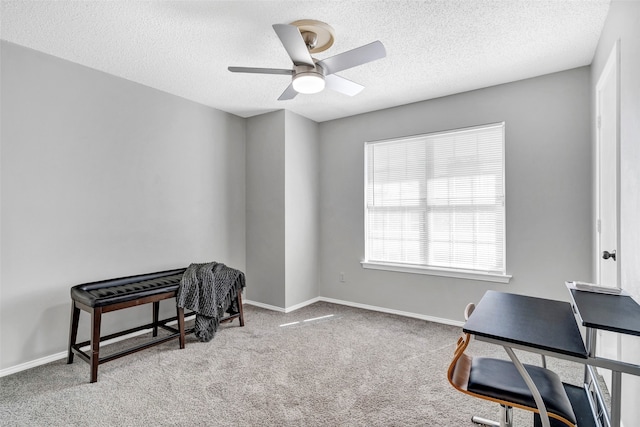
(463, 291, 590, 427)
(568, 288, 640, 336)
(464, 290, 640, 427)
(567, 286, 640, 427)
(463, 291, 588, 359)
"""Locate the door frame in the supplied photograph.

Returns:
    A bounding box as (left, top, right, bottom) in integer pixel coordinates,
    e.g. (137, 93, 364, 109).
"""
(594, 39, 622, 385)
(595, 39, 621, 288)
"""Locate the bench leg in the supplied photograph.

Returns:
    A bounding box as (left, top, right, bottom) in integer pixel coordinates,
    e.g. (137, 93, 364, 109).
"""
(67, 302, 80, 364)
(90, 307, 102, 383)
(177, 306, 185, 349)
(237, 291, 245, 327)
(152, 301, 160, 337)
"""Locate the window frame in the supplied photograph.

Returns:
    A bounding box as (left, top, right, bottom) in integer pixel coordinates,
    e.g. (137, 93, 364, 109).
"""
(361, 123, 511, 283)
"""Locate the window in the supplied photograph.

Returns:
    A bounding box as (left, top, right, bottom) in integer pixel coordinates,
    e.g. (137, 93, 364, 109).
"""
(363, 123, 510, 283)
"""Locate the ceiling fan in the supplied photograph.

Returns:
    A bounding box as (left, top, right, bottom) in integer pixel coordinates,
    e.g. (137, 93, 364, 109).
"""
(228, 20, 386, 100)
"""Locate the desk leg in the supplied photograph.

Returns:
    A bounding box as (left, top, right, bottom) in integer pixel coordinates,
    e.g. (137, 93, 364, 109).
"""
(585, 327, 597, 383)
(586, 365, 612, 427)
(585, 327, 618, 427)
(503, 346, 551, 427)
(611, 371, 622, 427)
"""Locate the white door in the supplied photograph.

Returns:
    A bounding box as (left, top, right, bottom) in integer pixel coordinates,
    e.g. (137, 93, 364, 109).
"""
(595, 41, 620, 387)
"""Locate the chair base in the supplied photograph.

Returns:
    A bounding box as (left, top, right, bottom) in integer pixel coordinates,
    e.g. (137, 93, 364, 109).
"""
(471, 415, 501, 427)
(472, 405, 512, 427)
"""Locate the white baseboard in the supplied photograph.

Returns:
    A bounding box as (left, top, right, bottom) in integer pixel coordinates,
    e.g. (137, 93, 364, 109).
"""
(318, 297, 465, 327)
(285, 297, 322, 312)
(243, 300, 286, 312)
(0, 319, 180, 378)
(0, 351, 69, 378)
(245, 296, 463, 327)
(2, 298, 461, 377)
(243, 297, 322, 313)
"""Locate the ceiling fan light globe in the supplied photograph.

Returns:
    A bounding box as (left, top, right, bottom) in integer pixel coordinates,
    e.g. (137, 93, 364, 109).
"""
(292, 72, 325, 94)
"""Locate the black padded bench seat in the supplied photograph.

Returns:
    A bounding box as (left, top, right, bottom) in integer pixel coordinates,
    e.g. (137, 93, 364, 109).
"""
(67, 268, 244, 383)
(70, 269, 186, 308)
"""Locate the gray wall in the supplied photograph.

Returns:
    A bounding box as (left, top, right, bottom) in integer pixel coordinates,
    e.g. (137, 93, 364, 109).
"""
(245, 110, 319, 310)
(0, 42, 246, 370)
(590, 1, 640, 424)
(285, 111, 319, 307)
(0, 27, 614, 374)
(318, 67, 592, 321)
(245, 111, 286, 307)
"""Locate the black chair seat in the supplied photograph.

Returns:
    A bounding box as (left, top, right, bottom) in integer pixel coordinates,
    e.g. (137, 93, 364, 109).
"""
(468, 357, 576, 425)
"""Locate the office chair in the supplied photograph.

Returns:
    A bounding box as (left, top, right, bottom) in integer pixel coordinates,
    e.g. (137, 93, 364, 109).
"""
(450, 304, 576, 427)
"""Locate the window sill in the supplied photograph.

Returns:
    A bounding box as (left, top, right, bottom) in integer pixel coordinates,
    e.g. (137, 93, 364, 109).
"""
(360, 261, 512, 283)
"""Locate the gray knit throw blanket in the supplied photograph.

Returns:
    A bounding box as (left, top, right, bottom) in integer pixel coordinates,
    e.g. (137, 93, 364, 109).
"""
(176, 262, 246, 342)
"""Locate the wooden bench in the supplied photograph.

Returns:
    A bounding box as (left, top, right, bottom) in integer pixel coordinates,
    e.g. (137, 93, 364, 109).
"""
(67, 268, 244, 383)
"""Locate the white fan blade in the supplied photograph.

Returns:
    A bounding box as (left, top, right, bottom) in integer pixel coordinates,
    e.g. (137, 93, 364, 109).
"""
(317, 41, 386, 75)
(273, 24, 315, 67)
(278, 83, 298, 100)
(228, 66, 293, 75)
(325, 74, 364, 96)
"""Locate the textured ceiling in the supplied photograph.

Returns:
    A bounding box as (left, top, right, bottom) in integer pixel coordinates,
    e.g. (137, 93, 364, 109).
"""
(1, 0, 610, 122)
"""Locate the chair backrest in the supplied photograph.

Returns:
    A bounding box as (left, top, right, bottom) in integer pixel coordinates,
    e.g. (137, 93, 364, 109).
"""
(447, 332, 474, 393)
(464, 303, 475, 321)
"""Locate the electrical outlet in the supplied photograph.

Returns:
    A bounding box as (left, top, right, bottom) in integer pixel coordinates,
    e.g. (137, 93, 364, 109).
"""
(339, 272, 346, 283)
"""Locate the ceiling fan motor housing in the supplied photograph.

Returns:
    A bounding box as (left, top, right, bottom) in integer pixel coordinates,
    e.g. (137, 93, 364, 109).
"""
(294, 63, 324, 76)
(292, 64, 325, 94)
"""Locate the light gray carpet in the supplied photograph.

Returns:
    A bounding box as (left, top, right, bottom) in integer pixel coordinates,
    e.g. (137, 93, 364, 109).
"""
(1, 302, 588, 426)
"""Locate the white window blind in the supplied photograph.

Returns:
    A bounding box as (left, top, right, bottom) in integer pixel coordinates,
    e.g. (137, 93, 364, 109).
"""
(364, 123, 505, 275)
